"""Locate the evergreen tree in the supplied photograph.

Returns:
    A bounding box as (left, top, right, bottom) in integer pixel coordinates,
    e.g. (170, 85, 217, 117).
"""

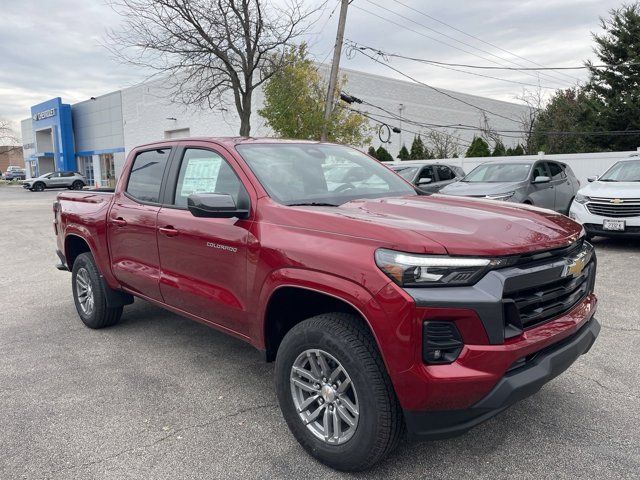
(367, 146, 377, 159)
(376, 146, 394, 162)
(409, 135, 426, 159)
(397, 144, 410, 160)
(586, 4, 640, 151)
(512, 144, 525, 155)
(492, 140, 506, 156)
(465, 136, 491, 157)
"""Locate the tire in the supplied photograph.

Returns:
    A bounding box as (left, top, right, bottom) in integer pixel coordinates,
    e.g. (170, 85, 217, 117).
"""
(72, 180, 84, 190)
(71, 252, 123, 329)
(33, 182, 45, 192)
(275, 313, 403, 471)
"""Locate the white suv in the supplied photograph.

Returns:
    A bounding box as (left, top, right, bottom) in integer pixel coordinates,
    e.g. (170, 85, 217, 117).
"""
(569, 157, 640, 238)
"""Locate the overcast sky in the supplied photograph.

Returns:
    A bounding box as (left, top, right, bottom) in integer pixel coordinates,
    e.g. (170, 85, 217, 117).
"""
(0, 0, 625, 135)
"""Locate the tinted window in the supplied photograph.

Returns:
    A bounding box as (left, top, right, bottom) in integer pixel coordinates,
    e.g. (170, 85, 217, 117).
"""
(61, 172, 75, 177)
(532, 163, 549, 179)
(174, 149, 243, 207)
(436, 165, 454, 181)
(547, 162, 565, 180)
(126, 149, 170, 203)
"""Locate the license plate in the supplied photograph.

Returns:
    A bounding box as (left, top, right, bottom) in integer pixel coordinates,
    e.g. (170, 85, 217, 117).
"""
(603, 219, 625, 231)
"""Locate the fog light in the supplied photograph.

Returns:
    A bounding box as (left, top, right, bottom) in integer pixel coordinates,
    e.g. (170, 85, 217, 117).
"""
(423, 321, 464, 364)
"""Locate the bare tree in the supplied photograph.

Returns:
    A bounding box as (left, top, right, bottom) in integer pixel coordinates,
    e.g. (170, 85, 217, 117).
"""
(477, 111, 502, 149)
(425, 129, 462, 159)
(0, 119, 20, 151)
(516, 86, 544, 154)
(106, 0, 319, 136)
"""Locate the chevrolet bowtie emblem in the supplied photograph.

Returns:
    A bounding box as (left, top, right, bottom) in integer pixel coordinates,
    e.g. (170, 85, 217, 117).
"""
(563, 252, 588, 277)
(610, 198, 624, 204)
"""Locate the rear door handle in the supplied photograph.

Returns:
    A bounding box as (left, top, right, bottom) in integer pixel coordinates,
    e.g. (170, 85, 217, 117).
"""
(158, 226, 179, 237)
(112, 217, 127, 227)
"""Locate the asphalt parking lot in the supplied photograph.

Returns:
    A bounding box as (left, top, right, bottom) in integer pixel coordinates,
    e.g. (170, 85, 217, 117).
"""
(0, 186, 638, 480)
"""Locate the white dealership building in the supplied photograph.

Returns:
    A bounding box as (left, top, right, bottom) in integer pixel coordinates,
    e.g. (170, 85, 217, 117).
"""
(21, 65, 529, 186)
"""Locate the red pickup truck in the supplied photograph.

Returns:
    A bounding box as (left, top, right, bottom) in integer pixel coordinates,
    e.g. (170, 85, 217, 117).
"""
(53, 138, 599, 471)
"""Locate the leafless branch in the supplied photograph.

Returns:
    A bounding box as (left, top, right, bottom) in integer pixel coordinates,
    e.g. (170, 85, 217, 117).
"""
(105, 0, 320, 136)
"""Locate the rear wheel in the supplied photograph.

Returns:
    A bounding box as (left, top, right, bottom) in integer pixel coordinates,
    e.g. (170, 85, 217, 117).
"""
(33, 182, 45, 192)
(72, 252, 122, 328)
(72, 180, 84, 190)
(275, 313, 403, 471)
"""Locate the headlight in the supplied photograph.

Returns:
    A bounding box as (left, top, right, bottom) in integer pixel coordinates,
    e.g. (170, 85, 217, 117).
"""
(485, 191, 515, 201)
(375, 248, 509, 287)
(574, 193, 590, 204)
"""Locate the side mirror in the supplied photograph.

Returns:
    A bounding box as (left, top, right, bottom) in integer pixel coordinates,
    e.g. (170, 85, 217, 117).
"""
(418, 177, 433, 185)
(532, 175, 551, 184)
(587, 176, 598, 182)
(187, 193, 249, 219)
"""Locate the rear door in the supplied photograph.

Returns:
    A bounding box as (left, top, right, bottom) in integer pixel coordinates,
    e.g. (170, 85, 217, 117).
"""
(108, 147, 172, 301)
(156, 143, 254, 336)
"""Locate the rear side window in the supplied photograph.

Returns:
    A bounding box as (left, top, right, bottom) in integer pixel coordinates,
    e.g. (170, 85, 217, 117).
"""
(126, 149, 170, 203)
(61, 172, 75, 177)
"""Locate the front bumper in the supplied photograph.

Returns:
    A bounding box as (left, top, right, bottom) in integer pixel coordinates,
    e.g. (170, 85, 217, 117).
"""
(404, 316, 600, 439)
(570, 201, 640, 237)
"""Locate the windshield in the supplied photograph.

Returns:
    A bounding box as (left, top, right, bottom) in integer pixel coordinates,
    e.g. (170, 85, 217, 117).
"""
(600, 159, 640, 182)
(390, 166, 420, 181)
(463, 163, 531, 182)
(236, 144, 416, 206)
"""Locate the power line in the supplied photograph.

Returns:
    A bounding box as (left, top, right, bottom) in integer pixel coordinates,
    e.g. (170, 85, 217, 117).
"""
(347, 45, 523, 124)
(390, 0, 584, 84)
(348, 44, 636, 71)
(348, 41, 558, 90)
(357, 0, 574, 87)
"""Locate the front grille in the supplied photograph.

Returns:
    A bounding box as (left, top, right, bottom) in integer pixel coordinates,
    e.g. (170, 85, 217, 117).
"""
(502, 242, 596, 332)
(586, 197, 640, 218)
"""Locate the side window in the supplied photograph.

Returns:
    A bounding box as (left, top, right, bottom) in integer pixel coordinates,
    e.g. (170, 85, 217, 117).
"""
(436, 165, 455, 181)
(173, 148, 244, 207)
(61, 172, 74, 177)
(417, 166, 435, 183)
(532, 162, 549, 180)
(126, 148, 171, 203)
(547, 162, 565, 180)
(50, 172, 60, 178)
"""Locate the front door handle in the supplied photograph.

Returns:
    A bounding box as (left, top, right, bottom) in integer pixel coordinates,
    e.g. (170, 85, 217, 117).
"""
(112, 217, 127, 227)
(158, 226, 179, 237)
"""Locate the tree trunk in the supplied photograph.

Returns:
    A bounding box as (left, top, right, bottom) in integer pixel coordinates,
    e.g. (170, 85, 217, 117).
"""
(238, 89, 253, 137)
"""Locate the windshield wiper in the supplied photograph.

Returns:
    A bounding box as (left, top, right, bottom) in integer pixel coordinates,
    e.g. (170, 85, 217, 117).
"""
(287, 202, 339, 207)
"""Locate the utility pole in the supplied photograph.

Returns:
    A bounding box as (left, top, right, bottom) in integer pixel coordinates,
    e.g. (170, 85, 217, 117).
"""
(321, 0, 350, 142)
(398, 103, 405, 150)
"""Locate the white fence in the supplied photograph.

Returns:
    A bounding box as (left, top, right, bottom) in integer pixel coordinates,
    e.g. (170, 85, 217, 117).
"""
(435, 149, 640, 185)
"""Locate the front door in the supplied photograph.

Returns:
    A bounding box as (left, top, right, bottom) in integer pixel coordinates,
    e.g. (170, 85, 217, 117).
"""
(156, 146, 253, 336)
(108, 147, 172, 301)
(415, 165, 439, 192)
(529, 162, 555, 210)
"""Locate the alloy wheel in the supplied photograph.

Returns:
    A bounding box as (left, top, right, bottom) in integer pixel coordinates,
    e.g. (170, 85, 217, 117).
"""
(290, 349, 359, 445)
(75, 268, 95, 316)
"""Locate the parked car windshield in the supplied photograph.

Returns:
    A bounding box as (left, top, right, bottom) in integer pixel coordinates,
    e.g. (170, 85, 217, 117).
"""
(236, 144, 416, 206)
(463, 163, 531, 182)
(389, 166, 420, 181)
(599, 159, 640, 182)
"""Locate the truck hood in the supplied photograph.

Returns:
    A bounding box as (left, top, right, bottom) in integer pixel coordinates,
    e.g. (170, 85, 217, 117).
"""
(312, 195, 582, 256)
(579, 180, 640, 198)
(439, 180, 524, 197)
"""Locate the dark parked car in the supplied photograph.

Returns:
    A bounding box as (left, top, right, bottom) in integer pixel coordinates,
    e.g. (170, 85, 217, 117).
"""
(440, 159, 580, 213)
(3, 166, 26, 181)
(23, 171, 86, 191)
(389, 161, 465, 193)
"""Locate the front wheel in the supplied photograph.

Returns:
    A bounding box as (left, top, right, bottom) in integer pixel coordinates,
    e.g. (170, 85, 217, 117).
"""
(275, 313, 404, 471)
(72, 252, 122, 328)
(33, 182, 45, 192)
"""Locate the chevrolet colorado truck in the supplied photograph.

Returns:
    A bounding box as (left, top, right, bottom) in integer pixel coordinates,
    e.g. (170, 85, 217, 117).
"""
(53, 138, 600, 471)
